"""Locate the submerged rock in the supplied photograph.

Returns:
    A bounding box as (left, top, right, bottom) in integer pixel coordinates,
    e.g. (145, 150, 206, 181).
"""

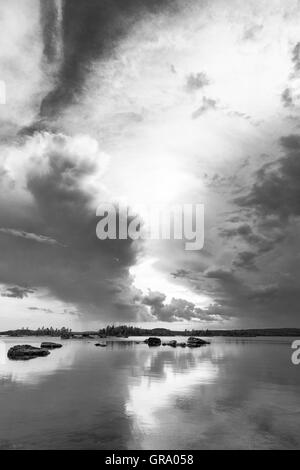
(146, 337, 161, 346)
(7, 345, 50, 360)
(40, 342, 62, 349)
(187, 336, 210, 347)
(95, 343, 107, 347)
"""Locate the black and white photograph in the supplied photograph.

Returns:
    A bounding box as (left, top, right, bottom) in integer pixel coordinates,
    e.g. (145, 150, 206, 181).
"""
(0, 0, 300, 453)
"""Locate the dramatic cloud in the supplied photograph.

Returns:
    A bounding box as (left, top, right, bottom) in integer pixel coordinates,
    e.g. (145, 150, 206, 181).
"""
(1, 0, 300, 329)
(141, 289, 226, 323)
(1, 286, 35, 299)
(0, 132, 143, 322)
(40, 0, 63, 65)
(220, 222, 285, 257)
(142, 290, 166, 310)
(235, 135, 300, 218)
(40, 0, 176, 117)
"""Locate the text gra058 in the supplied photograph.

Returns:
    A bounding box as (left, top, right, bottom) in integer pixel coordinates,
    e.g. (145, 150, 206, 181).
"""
(149, 454, 194, 465)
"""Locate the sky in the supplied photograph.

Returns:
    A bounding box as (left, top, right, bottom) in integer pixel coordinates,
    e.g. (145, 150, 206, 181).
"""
(0, 0, 299, 330)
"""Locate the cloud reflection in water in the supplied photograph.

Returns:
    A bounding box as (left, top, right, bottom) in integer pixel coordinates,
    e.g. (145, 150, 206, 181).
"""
(126, 347, 218, 429)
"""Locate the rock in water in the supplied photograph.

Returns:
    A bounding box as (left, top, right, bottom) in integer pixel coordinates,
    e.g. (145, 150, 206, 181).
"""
(95, 343, 107, 347)
(187, 336, 210, 347)
(147, 337, 161, 346)
(7, 345, 50, 360)
(167, 340, 177, 347)
(40, 342, 62, 349)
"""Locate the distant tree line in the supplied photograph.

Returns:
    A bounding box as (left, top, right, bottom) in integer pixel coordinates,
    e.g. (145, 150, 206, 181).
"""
(98, 325, 300, 338)
(98, 325, 190, 337)
(1, 325, 299, 338)
(99, 325, 254, 337)
(0, 327, 72, 337)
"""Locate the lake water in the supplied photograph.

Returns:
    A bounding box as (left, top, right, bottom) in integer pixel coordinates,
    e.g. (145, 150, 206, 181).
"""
(0, 336, 299, 449)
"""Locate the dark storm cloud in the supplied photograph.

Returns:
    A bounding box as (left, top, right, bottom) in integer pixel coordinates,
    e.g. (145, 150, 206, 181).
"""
(204, 267, 236, 282)
(235, 134, 300, 218)
(40, 0, 176, 117)
(232, 251, 257, 270)
(1, 286, 35, 299)
(217, 273, 299, 326)
(220, 223, 252, 238)
(40, 0, 62, 64)
(203, 268, 299, 326)
(196, 273, 294, 327)
(0, 133, 143, 322)
(198, 156, 300, 324)
(220, 223, 284, 254)
(248, 284, 279, 302)
(218, 136, 299, 305)
(281, 134, 300, 150)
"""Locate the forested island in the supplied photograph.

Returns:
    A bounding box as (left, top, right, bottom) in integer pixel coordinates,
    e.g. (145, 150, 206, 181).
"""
(1, 325, 300, 338)
(0, 327, 72, 337)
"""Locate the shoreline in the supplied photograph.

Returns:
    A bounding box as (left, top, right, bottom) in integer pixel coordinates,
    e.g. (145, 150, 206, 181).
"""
(1, 327, 300, 339)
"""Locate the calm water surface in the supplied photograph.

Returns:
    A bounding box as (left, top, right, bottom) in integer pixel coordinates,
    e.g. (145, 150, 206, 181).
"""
(0, 336, 299, 449)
